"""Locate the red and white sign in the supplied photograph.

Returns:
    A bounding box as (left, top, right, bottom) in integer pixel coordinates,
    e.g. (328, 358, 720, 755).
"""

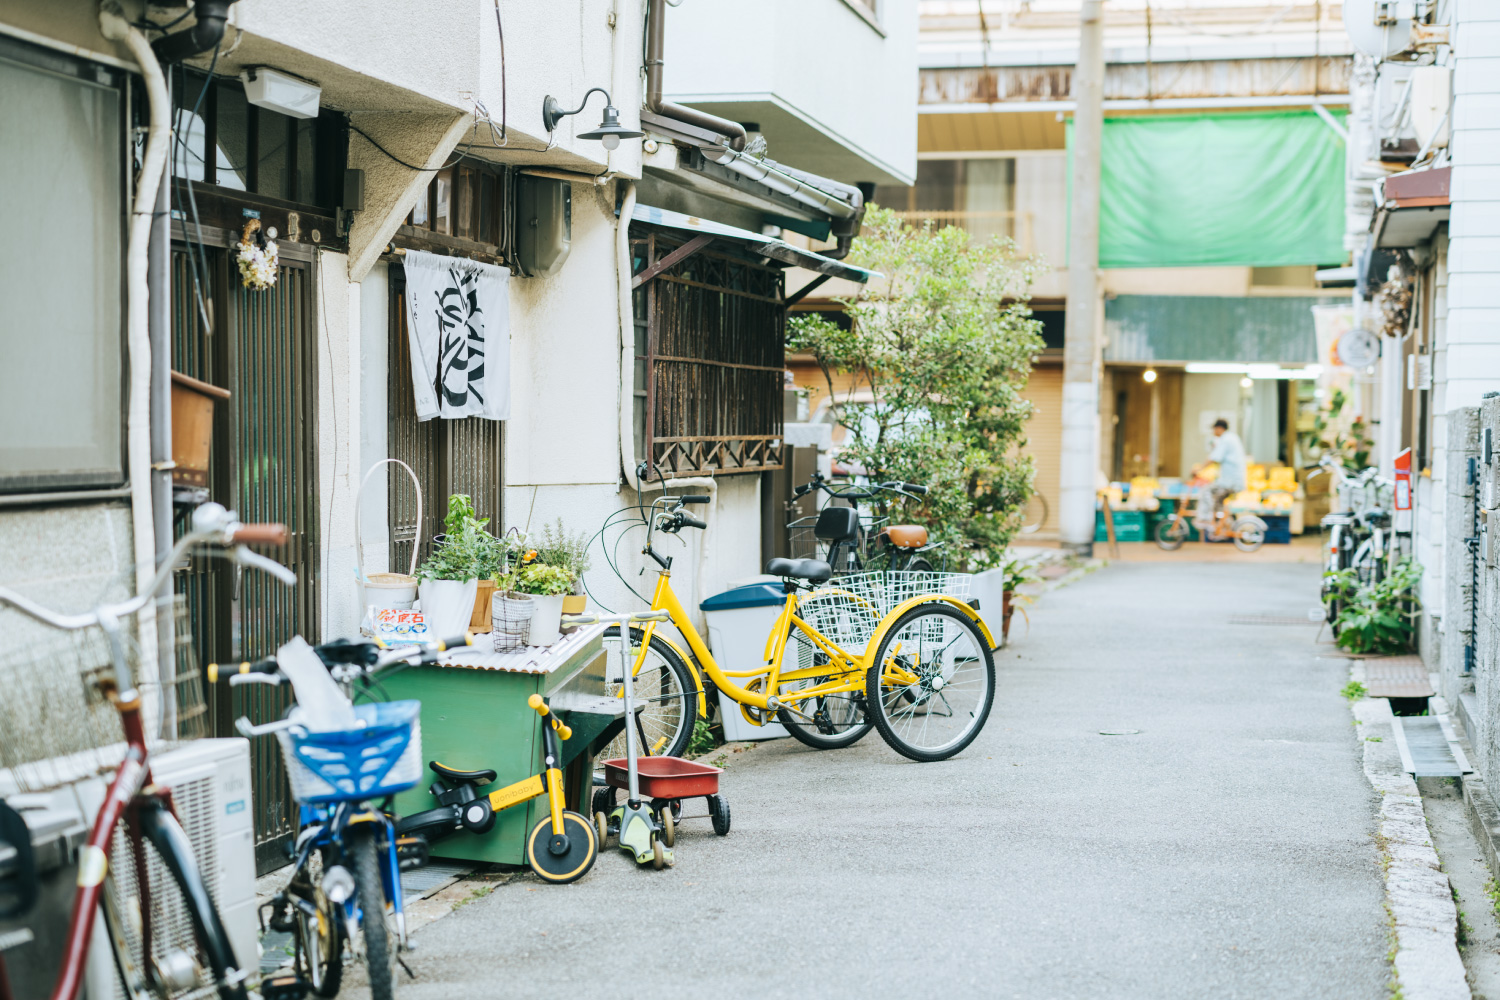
(1394, 447, 1412, 532)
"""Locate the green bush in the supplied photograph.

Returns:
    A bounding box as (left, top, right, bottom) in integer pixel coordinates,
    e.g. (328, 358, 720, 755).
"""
(1330, 558, 1421, 654)
(788, 207, 1045, 570)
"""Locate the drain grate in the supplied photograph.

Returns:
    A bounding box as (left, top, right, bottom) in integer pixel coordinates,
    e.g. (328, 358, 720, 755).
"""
(1363, 656, 1434, 699)
(1391, 715, 1472, 778)
(400, 860, 474, 899)
(1228, 615, 1322, 626)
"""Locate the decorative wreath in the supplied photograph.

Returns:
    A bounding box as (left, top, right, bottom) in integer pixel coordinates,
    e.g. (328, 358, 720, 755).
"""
(236, 218, 278, 290)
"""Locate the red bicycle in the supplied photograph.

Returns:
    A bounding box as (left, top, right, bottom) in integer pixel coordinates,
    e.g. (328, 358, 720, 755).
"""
(0, 502, 293, 1000)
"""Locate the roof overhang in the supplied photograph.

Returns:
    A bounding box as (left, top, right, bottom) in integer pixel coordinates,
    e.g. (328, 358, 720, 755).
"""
(1371, 166, 1451, 249)
(631, 204, 877, 284)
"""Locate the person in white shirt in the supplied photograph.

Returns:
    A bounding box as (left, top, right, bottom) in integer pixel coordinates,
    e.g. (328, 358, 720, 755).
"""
(1206, 418, 1248, 530)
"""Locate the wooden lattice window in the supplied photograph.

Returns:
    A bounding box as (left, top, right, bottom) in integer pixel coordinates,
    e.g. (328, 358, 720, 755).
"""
(630, 227, 785, 477)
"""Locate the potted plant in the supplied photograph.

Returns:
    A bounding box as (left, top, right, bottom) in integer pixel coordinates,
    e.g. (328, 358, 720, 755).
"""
(509, 563, 574, 646)
(532, 519, 593, 615)
(1000, 556, 1041, 643)
(416, 494, 502, 637)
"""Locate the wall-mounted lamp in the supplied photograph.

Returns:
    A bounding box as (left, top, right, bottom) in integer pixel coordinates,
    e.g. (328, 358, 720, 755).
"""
(1142, 369, 1158, 383)
(542, 87, 642, 150)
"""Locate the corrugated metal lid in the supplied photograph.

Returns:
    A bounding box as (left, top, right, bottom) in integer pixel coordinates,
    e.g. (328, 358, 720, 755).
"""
(700, 582, 786, 611)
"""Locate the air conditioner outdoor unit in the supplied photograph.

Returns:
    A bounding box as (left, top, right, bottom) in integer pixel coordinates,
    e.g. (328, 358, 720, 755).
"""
(85, 738, 258, 999)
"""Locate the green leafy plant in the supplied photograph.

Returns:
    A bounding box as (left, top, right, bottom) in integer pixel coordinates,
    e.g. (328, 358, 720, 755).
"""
(1341, 681, 1368, 701)
(510, 563, 574, 596)
(686, 718, 720, 757)
(531, 519, 592, 587)
(1333, 558, 1422, 654)
(1001, 555, 1042, 593)
(788, 206, 1045, 570)
(416, 494, 504, 583)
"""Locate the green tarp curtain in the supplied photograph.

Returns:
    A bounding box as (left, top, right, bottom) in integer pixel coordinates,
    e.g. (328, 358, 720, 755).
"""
(1070, 111, 1347, 269)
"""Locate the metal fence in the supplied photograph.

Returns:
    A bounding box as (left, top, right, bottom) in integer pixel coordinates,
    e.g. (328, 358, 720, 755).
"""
(630, 228, 785, 476)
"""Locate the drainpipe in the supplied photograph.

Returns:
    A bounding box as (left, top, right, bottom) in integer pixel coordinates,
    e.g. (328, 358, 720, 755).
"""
(150, 0, 237, 63)
(645, 0, 746, 151)
(99, 4, 171, 700)
(618, 181, 642, 492)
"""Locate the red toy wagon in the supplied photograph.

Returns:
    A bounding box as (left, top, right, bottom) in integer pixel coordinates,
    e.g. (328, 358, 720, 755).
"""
(596, 756, 730, 843)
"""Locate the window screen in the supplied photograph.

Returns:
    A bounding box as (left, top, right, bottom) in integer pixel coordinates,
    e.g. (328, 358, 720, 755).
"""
(0, 48, 124, 492)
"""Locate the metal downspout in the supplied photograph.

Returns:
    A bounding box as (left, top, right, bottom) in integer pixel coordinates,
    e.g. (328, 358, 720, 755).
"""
(644, 0, 746, 151)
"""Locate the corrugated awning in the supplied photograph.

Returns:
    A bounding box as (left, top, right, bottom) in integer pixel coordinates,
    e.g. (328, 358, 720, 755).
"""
(631, 204, 878, 284)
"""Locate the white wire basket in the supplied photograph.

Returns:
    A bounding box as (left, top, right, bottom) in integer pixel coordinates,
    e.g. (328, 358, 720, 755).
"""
(795, 571, 972, 651)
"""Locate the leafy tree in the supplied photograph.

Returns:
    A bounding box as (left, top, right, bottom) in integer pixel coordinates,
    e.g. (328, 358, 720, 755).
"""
(788, 207, 1044, 569)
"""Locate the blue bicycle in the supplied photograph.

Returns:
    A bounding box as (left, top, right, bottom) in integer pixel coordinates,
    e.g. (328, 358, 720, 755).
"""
(213, 633, 469, 1000)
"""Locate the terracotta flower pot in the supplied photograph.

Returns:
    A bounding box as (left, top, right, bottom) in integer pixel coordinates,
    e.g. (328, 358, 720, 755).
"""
(1001, 589, 1015, 643)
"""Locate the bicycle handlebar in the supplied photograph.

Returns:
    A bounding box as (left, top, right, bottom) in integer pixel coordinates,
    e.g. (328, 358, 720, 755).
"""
(677, 513, 707, 530)
(213, 633, 474, 686)
(676, 494, 711, 505)
(527, 694, 572, 740)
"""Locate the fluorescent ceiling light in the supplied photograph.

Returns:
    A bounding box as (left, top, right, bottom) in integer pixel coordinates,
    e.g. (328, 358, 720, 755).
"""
(1183, 363, 1324, 379)
(241, 67, 321, 120)
(1184, 363, 1249, 374)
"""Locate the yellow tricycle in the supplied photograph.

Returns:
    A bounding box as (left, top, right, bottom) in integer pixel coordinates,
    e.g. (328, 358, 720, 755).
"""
(600, 493, 997, 763)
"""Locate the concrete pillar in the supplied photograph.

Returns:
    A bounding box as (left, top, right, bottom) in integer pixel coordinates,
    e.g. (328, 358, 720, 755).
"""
(1059, 0, 1105, 554)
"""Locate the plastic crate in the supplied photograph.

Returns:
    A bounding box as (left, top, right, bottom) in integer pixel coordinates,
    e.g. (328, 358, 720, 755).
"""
(277, 700, 423, 804)
(1096, 509, 1146, 543)
(1260, 514, 1291, 545)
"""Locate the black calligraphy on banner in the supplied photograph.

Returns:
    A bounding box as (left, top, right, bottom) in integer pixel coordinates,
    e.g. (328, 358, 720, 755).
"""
(432, 266, 485, 411)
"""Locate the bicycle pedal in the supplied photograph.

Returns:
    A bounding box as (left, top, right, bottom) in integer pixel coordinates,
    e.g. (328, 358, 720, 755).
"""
(262, 973, 311, 1000)
(395, 834, 431, 872)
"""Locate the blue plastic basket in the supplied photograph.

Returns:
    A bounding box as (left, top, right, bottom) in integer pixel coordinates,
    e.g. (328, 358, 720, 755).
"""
(276, 700, 423, 804)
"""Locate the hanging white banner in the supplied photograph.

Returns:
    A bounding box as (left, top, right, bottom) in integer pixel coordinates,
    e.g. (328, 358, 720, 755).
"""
(402, 250, 510, 421)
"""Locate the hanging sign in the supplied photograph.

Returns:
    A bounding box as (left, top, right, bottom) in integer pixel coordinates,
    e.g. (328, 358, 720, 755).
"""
(402, 250, 511, 421)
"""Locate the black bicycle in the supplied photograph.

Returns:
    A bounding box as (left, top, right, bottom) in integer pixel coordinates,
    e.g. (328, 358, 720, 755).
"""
(787, 473, 940, 573)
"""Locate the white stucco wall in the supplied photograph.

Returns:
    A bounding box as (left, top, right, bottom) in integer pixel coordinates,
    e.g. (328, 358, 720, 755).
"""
(1444, 1, 1500, 412)
(665, 0, 918, 185)
(475, 0, 645, 177)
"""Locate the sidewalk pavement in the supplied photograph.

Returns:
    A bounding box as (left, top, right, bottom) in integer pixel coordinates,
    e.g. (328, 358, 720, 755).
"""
(345, 559, 1389, 1000)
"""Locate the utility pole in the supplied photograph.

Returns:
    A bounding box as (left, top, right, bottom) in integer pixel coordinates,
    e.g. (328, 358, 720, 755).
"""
(1060, 0, 1105, 555)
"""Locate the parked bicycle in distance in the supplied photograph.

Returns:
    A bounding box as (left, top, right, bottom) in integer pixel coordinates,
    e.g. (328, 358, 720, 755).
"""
(0, 502, 294, 1000)
(787, 472, 942, 572)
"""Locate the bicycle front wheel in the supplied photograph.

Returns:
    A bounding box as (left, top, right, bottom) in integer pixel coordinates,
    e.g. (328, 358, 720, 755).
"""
(866, 604, 995, 762)
(294, 858, 343, 997)
(602, 626, 698, 759)
(1155, 518, 1189, 551)
(348, 826, 397, 1000)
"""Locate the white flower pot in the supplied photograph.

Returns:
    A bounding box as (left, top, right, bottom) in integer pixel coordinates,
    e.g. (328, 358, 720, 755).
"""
(418, 579, 479, 638)
(526, 593, 567, 647)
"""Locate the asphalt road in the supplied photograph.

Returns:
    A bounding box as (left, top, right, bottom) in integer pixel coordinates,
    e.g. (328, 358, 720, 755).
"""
(382, 561, 1388, 1000)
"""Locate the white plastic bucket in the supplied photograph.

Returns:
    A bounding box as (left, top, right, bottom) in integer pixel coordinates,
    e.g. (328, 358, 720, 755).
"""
(526, 594, 566, 647)
(363, 572, 417, 610)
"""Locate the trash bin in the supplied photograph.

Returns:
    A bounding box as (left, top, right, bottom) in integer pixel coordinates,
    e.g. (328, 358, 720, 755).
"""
(700, 582, 790, 741)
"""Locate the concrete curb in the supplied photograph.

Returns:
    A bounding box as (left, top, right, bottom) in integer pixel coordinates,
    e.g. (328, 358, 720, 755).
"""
(1349, 661, 1471, 1000)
